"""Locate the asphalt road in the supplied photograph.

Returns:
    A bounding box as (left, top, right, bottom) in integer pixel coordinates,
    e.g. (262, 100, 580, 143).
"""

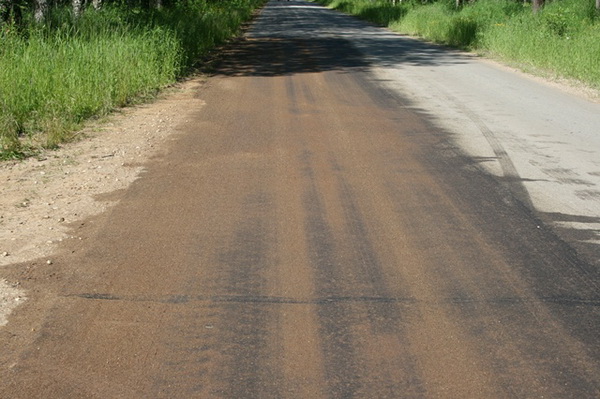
(2, 1, 600, 397)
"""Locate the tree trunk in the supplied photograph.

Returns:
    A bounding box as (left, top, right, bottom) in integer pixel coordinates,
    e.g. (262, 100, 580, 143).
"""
(34, 0, 47, 22)
(72, 0, 81, 17)
(92, 0, 102, 10)
(533, 0, 544, 14)
(596, 0, 599, 11)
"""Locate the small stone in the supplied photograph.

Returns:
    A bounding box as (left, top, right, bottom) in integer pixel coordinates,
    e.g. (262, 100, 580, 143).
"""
(1, 252, 8, 257)
(46, 260, 53, 265)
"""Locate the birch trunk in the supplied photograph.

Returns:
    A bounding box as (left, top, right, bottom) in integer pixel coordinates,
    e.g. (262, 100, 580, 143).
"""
(72, 0, 82, 17)
(34, 0, 47, 22)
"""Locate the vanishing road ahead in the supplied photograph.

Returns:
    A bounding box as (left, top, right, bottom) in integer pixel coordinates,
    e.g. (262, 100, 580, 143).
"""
(2, 1, 600, 397)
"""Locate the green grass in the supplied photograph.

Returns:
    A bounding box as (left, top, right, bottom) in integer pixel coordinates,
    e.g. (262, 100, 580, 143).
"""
(317, 0, 600, 89)
(482, 2, 600, 84)
(326, 0, 412, 26)
(0, 0, 264, 158)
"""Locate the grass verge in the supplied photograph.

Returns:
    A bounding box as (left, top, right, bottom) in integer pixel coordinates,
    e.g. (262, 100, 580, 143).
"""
(0, 0, 265, 159)
(317, 0, 600, 90)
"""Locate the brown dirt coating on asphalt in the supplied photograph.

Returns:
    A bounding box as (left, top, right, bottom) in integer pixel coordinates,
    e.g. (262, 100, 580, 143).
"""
(0, 79, 208, 323)
(1, 3, 600, 398)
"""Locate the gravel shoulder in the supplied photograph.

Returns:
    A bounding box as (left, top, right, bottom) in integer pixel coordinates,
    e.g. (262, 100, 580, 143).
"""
(0, 77, 208, 325)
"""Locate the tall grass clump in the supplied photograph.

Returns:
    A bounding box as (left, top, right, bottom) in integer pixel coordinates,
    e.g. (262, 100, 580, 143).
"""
(0, 25, 180, 153)
(325, 0, 414, 26)
(0, 0, 264, 158)
(388, 0, 522, 48)
(482, 0, 600, 86)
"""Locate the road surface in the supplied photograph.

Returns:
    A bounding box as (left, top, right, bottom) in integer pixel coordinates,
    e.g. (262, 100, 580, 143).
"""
(1, 1, 600, 397)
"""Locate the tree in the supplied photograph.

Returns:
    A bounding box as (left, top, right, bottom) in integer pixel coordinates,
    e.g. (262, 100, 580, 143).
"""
(532, 0, 544, 14)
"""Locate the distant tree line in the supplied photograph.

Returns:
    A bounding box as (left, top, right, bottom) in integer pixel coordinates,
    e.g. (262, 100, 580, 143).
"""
(0, 0, 95, 25)
(0, 0, 209, 26)
(3, 0, 599, 26)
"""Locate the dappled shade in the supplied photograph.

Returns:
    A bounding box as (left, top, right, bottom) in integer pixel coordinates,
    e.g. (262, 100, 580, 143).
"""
(214, 37, 369, 77)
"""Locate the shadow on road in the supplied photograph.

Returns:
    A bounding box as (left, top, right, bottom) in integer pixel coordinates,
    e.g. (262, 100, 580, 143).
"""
(212, 0, 472, 77)
(215, 37, 369, 77)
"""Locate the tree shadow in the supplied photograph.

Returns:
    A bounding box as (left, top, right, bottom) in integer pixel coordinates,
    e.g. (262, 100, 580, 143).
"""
(212, 0, 472, 77)
(215, 36, 369, 77)
(538, 212, 600, 272)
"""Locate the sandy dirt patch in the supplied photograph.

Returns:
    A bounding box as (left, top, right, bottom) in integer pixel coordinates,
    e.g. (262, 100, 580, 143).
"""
(0, 77, 208, 326)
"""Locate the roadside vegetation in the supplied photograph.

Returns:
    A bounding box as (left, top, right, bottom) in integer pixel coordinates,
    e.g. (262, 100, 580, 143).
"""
(0, 0, 264, 159)
(317, 0, 600, 90)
